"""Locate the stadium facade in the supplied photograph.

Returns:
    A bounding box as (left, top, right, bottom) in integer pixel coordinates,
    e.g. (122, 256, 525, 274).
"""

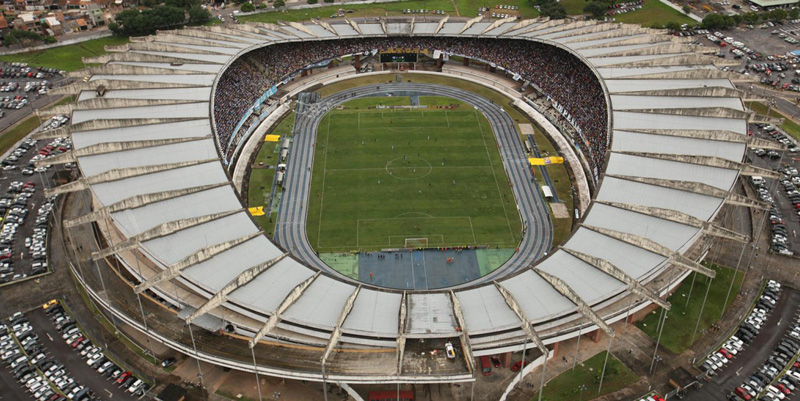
(38, 16, 778, 386)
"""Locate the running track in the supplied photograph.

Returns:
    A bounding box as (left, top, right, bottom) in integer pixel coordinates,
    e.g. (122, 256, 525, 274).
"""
(274, 83, 552, 289)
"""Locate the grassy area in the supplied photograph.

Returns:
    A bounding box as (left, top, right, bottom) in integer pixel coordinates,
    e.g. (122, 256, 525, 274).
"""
(0, 36, 130, 72)
(237, 0, 688, 24)
(305, 96, 522, 252)
(247, 111, 296, 237)
(240, 0, 455, 23)
(318, 74, 573, 247)
(746, 101, 800, 142)
(613, 0, 695, 26)
(559, 0, 592, 15)
(636, 264, 745, 354)
(533, 351, 638, 401)
(453, 0, 540, 18)
(0, 95, 74, 156)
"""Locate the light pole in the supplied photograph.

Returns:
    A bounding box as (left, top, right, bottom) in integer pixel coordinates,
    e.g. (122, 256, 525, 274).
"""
(578, 384, 587, 401)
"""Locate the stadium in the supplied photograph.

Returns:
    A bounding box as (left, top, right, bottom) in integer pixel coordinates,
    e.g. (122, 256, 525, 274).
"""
(36, 15, 777, 399)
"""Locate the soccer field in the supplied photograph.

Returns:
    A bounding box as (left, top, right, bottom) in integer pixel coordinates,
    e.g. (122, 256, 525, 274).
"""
(305, 96, 523, 253)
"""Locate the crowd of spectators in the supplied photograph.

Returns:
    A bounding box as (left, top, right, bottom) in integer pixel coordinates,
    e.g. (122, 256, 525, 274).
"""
(213, 37, 608, 172)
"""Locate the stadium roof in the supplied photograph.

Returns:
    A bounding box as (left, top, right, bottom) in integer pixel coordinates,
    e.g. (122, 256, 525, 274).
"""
(47, 17, 758, 380)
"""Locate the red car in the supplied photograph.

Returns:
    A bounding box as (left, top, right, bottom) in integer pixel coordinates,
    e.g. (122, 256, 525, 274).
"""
(776, 383, 790, 394)
(116, 371, 131, 384)
(718, 349, 733, 359)
(510, 360, 528, 372)
(735, 387, 751, 400)
(490, 356, 502, 368)
(652, 395, 665, 401)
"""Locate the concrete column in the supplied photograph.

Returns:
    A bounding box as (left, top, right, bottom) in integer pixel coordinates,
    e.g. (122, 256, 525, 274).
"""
(550, 341, 559, 358)
(354, 55, 361, 70)
(589, 329, 602, 343)
(436, 56, 443, 70)
(463, 58, 469, 67)
(500, 352, 512, 368)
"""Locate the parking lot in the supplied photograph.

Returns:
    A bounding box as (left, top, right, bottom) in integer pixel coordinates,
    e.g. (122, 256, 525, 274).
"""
(0, 63, 66, 134)
(0, 303, 145, 401)
(691, 23, 800, 93)
(0, 114, 73, 284)
(685, 285, 800, 401)
(746, 123, 800, 256)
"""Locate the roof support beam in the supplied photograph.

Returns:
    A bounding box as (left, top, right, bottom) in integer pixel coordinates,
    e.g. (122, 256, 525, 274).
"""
(560, 247, 670, 310)
(287, 21, 315, 36)
(345, 18, 361, 35)
(315, 20, 338, 36)
(533, 268, 615, 337)
(45, 159, 218, 196)
(397, 292, 407, 375)
(65, 183, 228, 228)
(493, 282, 548, 356)
(134, 230, 260, 293)
(435, 16, 449, 34)
(93, 208, 242, 261)
(605, 174, 770, 210)
(620, 128, 786, 150)
(321, 286, 361, 365)
(449, 291, 475, 374)
(459, 15, 483, 34)
(249, 272, 320, 348)
(36, 136, 210, 167)
(184, 252, 288, 323)
(613, 151, 780, 179)
(582, 224, 716, 278)
(596, 201, 749, 243)
(481, 16, 516, 35)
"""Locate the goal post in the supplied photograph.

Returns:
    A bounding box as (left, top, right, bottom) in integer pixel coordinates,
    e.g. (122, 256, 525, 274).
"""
(404, 238, 428, 248)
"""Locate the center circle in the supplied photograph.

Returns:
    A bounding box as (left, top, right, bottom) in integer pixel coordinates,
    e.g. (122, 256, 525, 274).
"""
(385, 156, 433, 180)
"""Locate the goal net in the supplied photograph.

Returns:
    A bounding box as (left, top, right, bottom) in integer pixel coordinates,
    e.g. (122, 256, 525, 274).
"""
(404, 238, 428, 248)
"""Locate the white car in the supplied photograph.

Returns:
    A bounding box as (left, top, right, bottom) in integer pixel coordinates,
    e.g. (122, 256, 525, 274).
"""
(767, 385, 786, 399)
(128, 379, 143, 393)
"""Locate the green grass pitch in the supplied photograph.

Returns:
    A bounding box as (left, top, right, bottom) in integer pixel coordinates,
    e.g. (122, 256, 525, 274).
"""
(305, 96, 523, 253)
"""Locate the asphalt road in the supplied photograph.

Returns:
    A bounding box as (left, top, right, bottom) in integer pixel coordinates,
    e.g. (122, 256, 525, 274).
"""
(25, 308, 139, 401)
(684, 287, 800, 401)
(274, 82, 553, 289)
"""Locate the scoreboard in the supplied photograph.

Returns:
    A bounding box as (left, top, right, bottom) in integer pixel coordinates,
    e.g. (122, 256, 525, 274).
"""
(380, 53, 418, 63)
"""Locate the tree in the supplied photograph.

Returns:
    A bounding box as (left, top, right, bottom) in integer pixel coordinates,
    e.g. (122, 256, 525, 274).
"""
(188, 4, 211, 23)
(273, 0, 285, 7)
(682, 4, 691, 14)
(583, 1, 608, 18)
(324, 0, 334, 3)
(665, 21, 681, 31)
(110, 6, 186, 36)
(307, 0, 317, 4)
(742, 11, 760, 24)
(240, 2, 255, 12)
(536, 0, 566, 19)
(770, 8, 787, 21)
(790, 8, 800, 19)
(2, 29, 46, 47)
(701, 13, 736, 29)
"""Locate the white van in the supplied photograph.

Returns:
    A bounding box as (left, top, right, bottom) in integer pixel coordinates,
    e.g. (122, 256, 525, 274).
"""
(752, 176, 764, 186)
